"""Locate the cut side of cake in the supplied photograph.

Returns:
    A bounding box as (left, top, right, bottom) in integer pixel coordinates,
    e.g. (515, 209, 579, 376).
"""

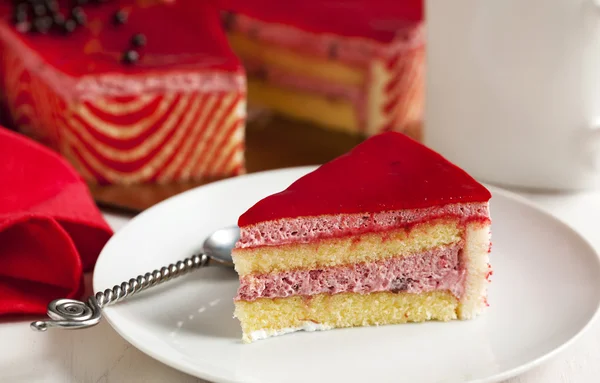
(0, 0, 246, 185)
(221, 1, 424, 138)
(232, 131, 492, 343)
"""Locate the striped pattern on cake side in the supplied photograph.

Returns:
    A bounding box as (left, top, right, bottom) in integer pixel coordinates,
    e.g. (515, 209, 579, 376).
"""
(1, 45, 63, 152)
(366, 33, 425, 138)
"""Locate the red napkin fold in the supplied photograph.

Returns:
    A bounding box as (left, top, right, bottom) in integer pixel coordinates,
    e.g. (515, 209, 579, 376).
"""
(0, 127, 113, 316)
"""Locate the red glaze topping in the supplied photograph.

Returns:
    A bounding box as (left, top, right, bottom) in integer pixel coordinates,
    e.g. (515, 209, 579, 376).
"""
(219, 0, 423, 43)
(0, 0, 242, 77)
(239, 132, 492, 227)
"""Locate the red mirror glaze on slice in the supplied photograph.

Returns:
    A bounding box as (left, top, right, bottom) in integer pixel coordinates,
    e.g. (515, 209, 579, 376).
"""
(239, 132, 492, 226)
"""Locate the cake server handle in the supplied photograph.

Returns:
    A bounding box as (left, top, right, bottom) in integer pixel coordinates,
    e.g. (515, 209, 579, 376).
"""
(30, 253, 209, 332)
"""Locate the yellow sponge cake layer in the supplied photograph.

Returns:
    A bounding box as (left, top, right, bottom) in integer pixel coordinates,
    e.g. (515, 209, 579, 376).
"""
(247, 78, 359, 133)
(233, 220, 463, 276)
(228, 32, 365, 86)
(234, 291, 459, 343)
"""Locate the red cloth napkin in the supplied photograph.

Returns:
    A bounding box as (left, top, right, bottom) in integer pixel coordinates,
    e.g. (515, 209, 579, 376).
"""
(0, 127, 113, 316)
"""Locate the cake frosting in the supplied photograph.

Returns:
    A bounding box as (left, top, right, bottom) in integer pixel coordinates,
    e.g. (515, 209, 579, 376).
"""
(238, 132, 492, 226)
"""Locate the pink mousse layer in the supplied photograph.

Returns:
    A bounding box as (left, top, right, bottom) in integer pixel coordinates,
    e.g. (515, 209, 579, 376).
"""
(236, 202, 489, 249)
(235, 243, 465, 301)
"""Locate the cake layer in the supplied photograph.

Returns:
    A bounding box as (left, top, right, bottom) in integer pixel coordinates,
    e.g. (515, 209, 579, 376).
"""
(234, 290, 459, 343)
(236, 243, 465, 301)
(247, 78, 358, 133)
(238, 202, 489, 249)
(233, 219, 465, 276)
(228, 32, 365, 85)
(237, 133, 492, 227)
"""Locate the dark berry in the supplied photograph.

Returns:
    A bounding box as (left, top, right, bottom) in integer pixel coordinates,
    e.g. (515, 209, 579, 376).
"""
(113, 10, 127, 25)
(33, 16, 52, 33)
(12, 9, 28, 24)
(221, 12, 236, 31)
(45, 0, 59, 13)
(52, 13, 65, 27)
(130, 33, 146, 47)
(328, 43, 338, 59)
(33, 3, 47, 17)
(62, 19, 77, 34)
(71, 7, 86, 25)
(13, 2, 30, 20)
(122, 50, 139, 64)
(15, 3, 29, 13)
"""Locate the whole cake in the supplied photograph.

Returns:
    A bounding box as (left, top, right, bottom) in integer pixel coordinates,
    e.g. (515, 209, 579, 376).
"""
(0, 1, 424, 185)
(232, 132, 492, 343)
(222, 0, 424, 138)
(0, 0, 246, 185)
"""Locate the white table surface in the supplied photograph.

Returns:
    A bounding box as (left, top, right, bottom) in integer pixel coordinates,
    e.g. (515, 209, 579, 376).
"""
(2, 188, 600, 383)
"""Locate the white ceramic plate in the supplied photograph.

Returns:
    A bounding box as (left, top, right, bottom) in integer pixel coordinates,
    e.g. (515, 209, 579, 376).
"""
(94, 167, 600, 383)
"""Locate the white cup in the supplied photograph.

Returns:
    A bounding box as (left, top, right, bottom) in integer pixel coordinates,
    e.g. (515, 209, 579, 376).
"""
(424, 0, 600, 191)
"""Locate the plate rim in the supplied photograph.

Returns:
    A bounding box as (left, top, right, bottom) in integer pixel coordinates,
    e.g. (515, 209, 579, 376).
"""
(94, 166, 600, 383)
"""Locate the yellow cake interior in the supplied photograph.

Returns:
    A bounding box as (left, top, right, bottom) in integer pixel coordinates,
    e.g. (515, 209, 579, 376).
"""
(227, 32, 364, 86)
(235, 291, 459, 343)
(246, 78, 359, 133)
(233, 219, 463, 275)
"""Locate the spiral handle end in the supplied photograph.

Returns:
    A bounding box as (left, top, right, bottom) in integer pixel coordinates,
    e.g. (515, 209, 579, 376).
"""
(29, 297, 102, 331)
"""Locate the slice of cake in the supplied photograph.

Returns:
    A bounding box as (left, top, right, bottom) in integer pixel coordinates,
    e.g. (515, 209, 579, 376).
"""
(221, 1, 424, 139)
(0, 0, 245, 185)
(232, 131, 492, 343)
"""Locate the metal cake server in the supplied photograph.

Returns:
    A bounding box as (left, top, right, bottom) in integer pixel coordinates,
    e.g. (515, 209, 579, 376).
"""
(30, 226, 239, 332)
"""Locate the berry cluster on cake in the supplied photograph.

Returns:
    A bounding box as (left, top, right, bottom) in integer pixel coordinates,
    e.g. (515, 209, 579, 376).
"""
(232, 132, 492, 343)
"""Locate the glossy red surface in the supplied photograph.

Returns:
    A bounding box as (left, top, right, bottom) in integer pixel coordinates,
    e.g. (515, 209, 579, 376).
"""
(0, 0, 241, 78)
(219, 0, 423, 43)
(239, 132, 492, 226)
